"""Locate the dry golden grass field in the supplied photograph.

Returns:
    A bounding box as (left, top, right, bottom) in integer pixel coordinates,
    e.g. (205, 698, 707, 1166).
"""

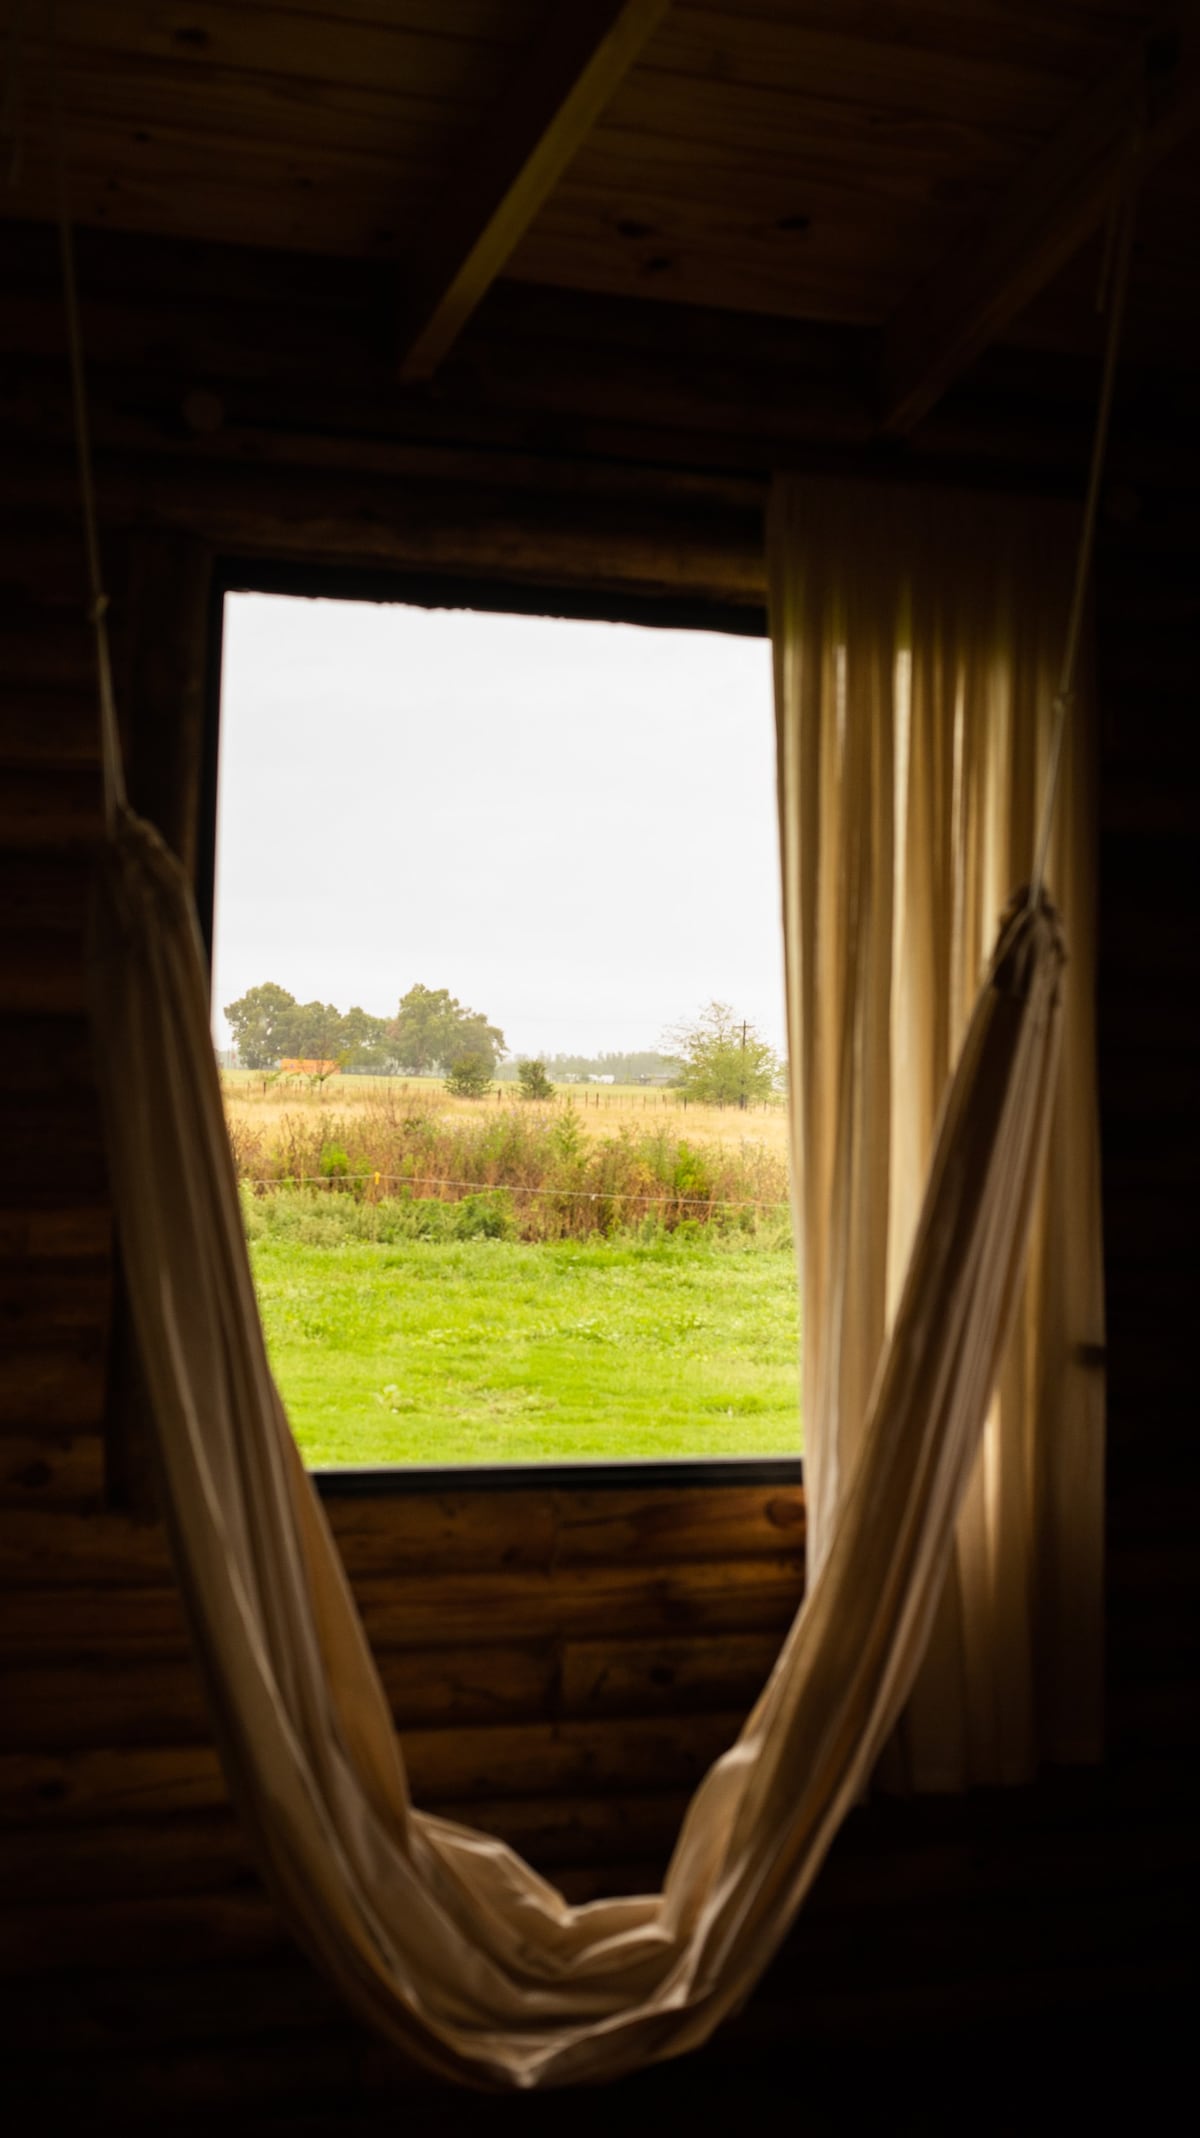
(221, 1073, 791, 1163)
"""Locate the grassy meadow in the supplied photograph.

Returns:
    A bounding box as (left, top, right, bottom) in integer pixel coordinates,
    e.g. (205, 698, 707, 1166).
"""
(225, 1073, 800, 1466)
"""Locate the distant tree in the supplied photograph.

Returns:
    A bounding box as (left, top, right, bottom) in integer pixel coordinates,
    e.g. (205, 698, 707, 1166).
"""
(224, 982, 297, 1069)
(454, 1008, 506, 1075)
(389, 984, 505, 1077)
(444, 1057, 492, 1098)
(336, 1006, 393, 1074)
(667, 1003, 780, 1107)
(279, 999, 346, 1063)
(388, 983, 447, 1074)
(517, 1058, 555, 1101)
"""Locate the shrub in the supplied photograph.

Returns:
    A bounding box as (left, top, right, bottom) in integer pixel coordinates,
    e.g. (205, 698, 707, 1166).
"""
(452, 1190, 516, 1240)
(445, 1058, 492, 1098)
(238, 1182, 267, 1241)
(517, 1059, 555, 1101)
(551, 1104, 586, 1165)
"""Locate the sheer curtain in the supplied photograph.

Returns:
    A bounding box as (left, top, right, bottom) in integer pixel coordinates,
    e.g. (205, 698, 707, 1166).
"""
(769, 474, 1106, 1788)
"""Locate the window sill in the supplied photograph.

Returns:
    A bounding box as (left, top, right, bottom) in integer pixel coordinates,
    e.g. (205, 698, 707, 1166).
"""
(313, 1455, 802, 1498)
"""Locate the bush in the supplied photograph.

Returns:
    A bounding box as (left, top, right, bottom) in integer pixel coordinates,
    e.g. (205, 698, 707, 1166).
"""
(237, 1186, 516, 1248)
(452, 1190, 516, 1240)
(444, 1057, 492, 1098)
(239, 1182, 267, 1241)
(517, 1059, 554, 1101)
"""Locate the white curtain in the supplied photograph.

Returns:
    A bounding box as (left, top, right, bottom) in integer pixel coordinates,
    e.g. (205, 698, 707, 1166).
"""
(770, 474, 1106, 1787)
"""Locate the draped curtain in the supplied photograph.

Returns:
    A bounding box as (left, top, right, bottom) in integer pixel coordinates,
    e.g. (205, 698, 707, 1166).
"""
(769, 475, 1106, 1787)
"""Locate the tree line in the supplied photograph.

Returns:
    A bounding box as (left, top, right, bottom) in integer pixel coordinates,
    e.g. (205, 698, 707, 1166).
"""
(223, 982, 505, 1079)
(224, 981, 783, 1104)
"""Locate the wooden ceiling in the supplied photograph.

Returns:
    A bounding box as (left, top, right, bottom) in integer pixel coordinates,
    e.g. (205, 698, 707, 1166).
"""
(3, 3, 1198, 428)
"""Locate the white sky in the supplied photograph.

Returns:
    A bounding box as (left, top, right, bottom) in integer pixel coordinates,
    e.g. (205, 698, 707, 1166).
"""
(211, 595, 786, 1061)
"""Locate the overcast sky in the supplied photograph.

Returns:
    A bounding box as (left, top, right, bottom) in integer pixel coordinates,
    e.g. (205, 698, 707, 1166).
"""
(211, 595, 786, 1061)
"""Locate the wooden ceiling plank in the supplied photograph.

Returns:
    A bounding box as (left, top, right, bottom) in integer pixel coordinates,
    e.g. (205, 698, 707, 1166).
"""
(644, 13, 1089, 124)
(877, 11, 1200, 435)
(507, 226, 915, 327)
(677, 3, 1149, 77)
(607, 72, 1044, 176)
(45, 2, 515, 102)
(38, 54, 485, 161)
(397, 0, 671, 381)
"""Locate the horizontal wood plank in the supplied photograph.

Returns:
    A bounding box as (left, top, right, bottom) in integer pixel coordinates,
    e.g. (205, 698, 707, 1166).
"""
(0, 1553, 801, 1663)
(0, 1351, 107, 1435)
(0, 1432, 105, 1507)
(0, 1481, 805, 1588)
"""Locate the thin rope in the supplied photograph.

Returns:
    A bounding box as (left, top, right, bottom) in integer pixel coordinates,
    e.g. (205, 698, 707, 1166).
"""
(46, 3, 126, 831)
(1030, 147, 1140, 902)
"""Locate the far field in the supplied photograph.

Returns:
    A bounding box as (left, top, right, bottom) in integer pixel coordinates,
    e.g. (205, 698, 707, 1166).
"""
(226, 1073, 800, 1467)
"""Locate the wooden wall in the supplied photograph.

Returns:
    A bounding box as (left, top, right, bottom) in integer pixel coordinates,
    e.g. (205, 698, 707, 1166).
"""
(1, 222, 1195, 2132)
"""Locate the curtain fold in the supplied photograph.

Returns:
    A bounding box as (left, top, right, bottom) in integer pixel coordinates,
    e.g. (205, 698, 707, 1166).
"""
(81, 472, 1096, 2088)
(769, 475, 1106, 1788)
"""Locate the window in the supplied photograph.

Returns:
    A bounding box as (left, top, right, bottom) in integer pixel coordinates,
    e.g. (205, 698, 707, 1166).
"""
(209, 577, 800, 1479)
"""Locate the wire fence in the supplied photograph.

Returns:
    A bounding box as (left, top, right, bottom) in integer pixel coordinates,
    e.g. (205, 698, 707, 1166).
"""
(224, 1073, 785, 1116)
(242, 1169, 792, 1215)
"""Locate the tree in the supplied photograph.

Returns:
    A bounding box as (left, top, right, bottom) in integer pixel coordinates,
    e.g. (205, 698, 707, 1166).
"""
(336, 1006, 393, 1074)
(389, 984, 505, 1077)
(279, 999, 346, 1064)
(667, 1003, 780, 1107)
(454, 1008, 507, 1075)
(444, 1057, 492, 1098)
(224, 982, 297, 1069)
(517, 1058, 555, 1101)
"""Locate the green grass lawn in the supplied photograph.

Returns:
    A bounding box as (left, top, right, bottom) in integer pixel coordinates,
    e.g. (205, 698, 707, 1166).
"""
(250, 1229, 801, 1467)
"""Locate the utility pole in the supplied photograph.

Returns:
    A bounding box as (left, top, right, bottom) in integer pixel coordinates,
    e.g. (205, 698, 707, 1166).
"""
(740, 1019, 748, 1110)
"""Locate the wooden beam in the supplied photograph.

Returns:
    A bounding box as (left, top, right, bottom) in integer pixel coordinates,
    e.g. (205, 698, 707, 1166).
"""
(397, 0, 670, 381)
(877, 12, 1200, 436)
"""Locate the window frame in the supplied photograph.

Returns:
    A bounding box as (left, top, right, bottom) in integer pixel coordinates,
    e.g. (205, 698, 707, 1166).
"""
(201, 554, 801, 1498)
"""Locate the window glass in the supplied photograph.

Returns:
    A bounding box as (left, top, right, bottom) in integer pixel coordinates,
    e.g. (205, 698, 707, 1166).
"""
(213, 594, 800, 1469)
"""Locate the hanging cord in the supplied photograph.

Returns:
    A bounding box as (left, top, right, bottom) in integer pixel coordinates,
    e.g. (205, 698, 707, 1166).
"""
(43, 2, 126, 832)
(1030, 143, 1140, 902)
